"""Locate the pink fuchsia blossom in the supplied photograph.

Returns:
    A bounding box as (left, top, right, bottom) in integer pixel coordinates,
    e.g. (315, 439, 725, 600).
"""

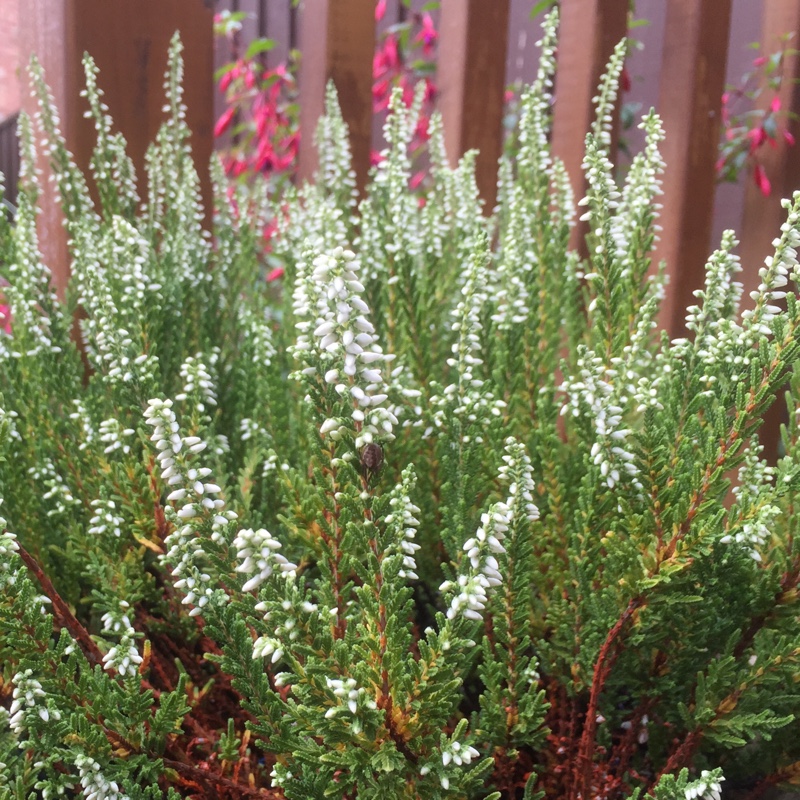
(0, 303, 11, 335)
(748, 126, 768, 153)
(214, 106, 236, 138)
(375, 0, 387, 21)
(754, 162, 771, 196)
(415, 13, 437, 57)
(266, 267, 285, 283)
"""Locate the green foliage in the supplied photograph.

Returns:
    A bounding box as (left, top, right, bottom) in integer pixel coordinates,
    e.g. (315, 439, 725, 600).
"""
(1, 14, 800, 800)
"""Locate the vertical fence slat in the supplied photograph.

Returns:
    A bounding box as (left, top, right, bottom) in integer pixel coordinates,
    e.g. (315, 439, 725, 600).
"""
(437, 0, 510, 209)
(739, 0, 800, 299)
(0, 114, 20, 209)
(297, 0, 375, 194)
(737, 0, 800, 460)
(238, 0, 260, 52)
(655, 0, 732, 336)
(550, 0, 628, 250)
(265, 0, 292, 67)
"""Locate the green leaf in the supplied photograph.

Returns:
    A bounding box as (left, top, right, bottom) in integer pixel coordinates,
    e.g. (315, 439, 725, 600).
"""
(244, 38, 276, 60)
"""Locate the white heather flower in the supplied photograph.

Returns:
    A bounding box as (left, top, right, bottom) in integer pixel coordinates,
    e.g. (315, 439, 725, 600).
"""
(8, 669, 51, 736)
(292, 246, 398, 449)
(441, 502, 507, 622)
(561, 350, 639, 490)
(430, 238, 507, 434)
(252, 635, 284, 663)
(100, 601, 143, 678)
(743, 192, 800, 336)
(88, 498, 124, 538)
(28, 460, 80, 517)
(75, 754, 130, 800)
(234, 527, 297, 592)
(324, 676, 377, 731)
(175, 353, 218, 413)
(684, 770, 724, 800)
(69, 399, 96, 451)
(383, 467, 422, 580)
(441, 739, 480, 768)
(498, 438, 540, 523)
(0, 544, 17, 593)
(144, 397, 235, 618)
(721, 443, 780, 561)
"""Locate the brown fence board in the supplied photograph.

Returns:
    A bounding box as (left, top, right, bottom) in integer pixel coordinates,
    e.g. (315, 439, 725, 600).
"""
(437, 0, 510, 209)
(738, 0, 800, 460)
(0, 113, 19, 210)
(297, 0, 375, 194)
(655, 0, 733, 336)
(551, 0, 628, 251)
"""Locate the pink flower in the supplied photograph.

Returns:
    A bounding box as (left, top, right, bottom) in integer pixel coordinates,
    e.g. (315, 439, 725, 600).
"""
(784, 129, 796, 146)
(214, 106, 236, 138)
(753, 55, 768, 67)
(0, 303, 11, 335)
(415, 13, 438, 57)
(748, 126, 767, 153)
(620, 66, 631, 93)
(754, 162, 771, 196)
(266, 267, 285, 282)
(375, 0, 387, 21)
(771, 95, 782, 114)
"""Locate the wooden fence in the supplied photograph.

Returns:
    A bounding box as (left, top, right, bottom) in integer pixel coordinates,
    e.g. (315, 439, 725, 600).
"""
(4, 0, 800, 333)
(211, 1, 800, 331)
(0, 113, 19, 213)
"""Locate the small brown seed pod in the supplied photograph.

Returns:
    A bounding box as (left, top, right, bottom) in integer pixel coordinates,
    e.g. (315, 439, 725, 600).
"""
(360, 442, 384, 474)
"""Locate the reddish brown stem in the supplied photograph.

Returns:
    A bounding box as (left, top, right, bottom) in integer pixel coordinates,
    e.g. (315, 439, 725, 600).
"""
(653, 729, 702, 785)
(16, 542, 104, 667)
(573, 597, 642, 800)
(163, 758, 278, 798)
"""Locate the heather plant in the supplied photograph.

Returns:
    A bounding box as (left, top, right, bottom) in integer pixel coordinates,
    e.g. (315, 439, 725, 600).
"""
(1, 14, 800, 800)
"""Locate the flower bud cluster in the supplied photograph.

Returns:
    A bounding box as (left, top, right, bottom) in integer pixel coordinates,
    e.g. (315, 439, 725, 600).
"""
(75, 754, 129, 800)
(743, 194, 800, 336)
(324, 676, 377, 734)
(69, 400, 96, 451)
(562, 352, 638, 490)
(721, 445, 779, 561)
(383, 468, 422, 580)
(88, 498, 124, 538)
(100, 600, 143, 677)
(432, 244, 506, 435)
(419, 735, 481, 791)
(293, 246, 397, 451)
(684, 770, 724, 800)
(234, 527, 296, 593)
(8, 669, 58, 736)
(591, 40, 626, 151)
(498, 438, 540, 523)
(175, 353, 218, 413)
(144, 398, 236, 617)
(98, 418, 135, 455)
(1, 197, 63, 359)
(252, 635, 284, 664)
(516, 12, 558, 177)
(611, 113, 665, 275)
(440, 503, 507, 622)
(0, 522, 19, 590)
(29, 460, 79, 517)
(72, 222, 158, 387)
